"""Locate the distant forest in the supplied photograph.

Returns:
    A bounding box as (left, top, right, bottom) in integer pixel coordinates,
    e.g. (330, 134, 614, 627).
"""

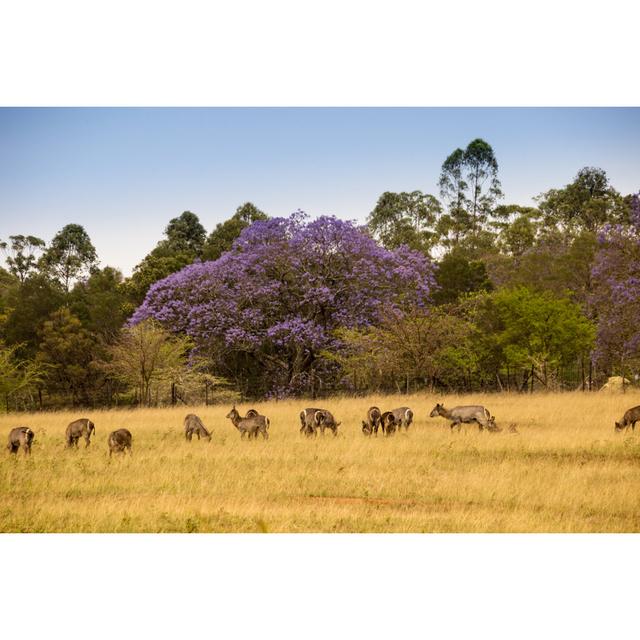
(1, 138, 638, 409)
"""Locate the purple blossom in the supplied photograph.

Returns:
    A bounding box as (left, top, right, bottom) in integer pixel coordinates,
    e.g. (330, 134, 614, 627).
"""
(131, 212, 436, 396)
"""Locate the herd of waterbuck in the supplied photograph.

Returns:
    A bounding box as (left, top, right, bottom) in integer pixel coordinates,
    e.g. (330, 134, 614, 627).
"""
(5, 401, 640, 456)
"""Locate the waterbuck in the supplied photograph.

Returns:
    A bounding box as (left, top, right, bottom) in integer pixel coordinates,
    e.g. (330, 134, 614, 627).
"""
(108, 429, 132, 456)
(429, 403, 496, 432)
(379, 411, 397, 436)
(300, 407, 323, 437)
(615, 405, 640, 432)
(226, 406, 270, 440)
(7, 427, 34, 455)
(66, 418, 95, 448)
(363, 406, 381, 436)
(184, 414, 212, 441)
(299, 408, 340, 437)
(390, 407, 413, 432)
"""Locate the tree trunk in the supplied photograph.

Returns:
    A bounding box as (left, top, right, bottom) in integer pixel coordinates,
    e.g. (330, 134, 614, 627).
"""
(530, 364, 534, 394)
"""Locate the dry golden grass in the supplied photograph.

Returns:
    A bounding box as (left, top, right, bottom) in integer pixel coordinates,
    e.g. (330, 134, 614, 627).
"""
(1, 392, 639, 532)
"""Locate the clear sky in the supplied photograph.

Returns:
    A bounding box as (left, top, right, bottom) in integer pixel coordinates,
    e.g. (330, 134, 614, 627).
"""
(0, 107, 638, 275)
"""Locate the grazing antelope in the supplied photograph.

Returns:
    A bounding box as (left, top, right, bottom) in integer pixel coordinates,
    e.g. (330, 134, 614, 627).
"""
(7, 427, 34, 455)
(226, 406, 270, 440)
(300, 407, 322, 437)
(379, 411, 397, 436)
(615, 405, 640, 432)
(300, 408, 340, 437)
(66, 418, 95, 448)
(108, 429, 132, 456)
(390, 407, 413, 432)
(363, 406, 381, 436)
(429, 403, 496, 432)
(184, 414, 211, 441)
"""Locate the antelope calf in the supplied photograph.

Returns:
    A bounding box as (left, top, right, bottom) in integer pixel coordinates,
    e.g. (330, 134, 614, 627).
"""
(184, 414, 212, 441)
(108, 429, 133, 456)
(226, 406, 269, 440)
(66, 418, 96, 448)
(7, 427, 34, 455)
(615, 405, 640, 432)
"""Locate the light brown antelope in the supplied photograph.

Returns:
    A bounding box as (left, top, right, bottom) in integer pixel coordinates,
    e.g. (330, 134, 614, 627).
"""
(7, 427, 34, 455)
(430, 403, 496, 432)
(108, 429, 132, 456)
(184, 414, 211, 441)
(300, 408, 340, 437)
(66, 418, 95, 448)
(390, 407, 413, 432)
(226, 406, 269, 440)
(615, 405, 640, 432)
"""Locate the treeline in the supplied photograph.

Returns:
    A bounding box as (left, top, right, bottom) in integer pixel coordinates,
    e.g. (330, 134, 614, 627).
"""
(0, 139, 638, 409)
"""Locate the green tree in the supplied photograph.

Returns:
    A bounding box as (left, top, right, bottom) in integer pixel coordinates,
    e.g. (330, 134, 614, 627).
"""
(124, 253, 194, 307)
(0, 235, 46, 282)
(37, 307, 97, 404)
(536, 167, 628, 234)
(103, 318, 194, 406)
(468, 287, 595, 389)
(464, 138, 503, 232)
(493, 205, 540, 257)
(70, 266, 129, 340)
(202, 202, 268, 261)
(0, 341, 47, 412)
(432, 250, 493, 305)
(125, 211, 209, 306)
(367, 190, 441, 252)
(438, 148, 470, 247)
(40, 224, 97, 292)
(2, 273, 65, 357)
(437, 139, 502, 249)
(152, 211, 206, 258)
(330, 309, 474, 393)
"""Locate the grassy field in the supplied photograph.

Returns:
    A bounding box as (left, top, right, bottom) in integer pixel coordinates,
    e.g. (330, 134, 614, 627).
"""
(1, 392, 639, 533)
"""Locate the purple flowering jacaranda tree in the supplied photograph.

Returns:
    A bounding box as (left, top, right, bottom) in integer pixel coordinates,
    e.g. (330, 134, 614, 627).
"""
(131, 212, 436, 397)
(590, 193, 640, 375)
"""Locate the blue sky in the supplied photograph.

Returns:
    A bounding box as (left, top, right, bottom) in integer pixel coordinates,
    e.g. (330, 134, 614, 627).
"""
(0, 107, 638, 275)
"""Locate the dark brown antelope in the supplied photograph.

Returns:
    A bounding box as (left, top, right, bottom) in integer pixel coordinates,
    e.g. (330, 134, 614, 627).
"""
(184, 414, 211, 441)
(7, 427, 34, 455)
(108, 429, 132, 456)
(430, 403, 496, 432)
(66, 418, 95, 448)
(226, 406, 269, 440)
(363, 406, 381, 436)
(379, 411, 397, 436)
(615, 405, 640, 432)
